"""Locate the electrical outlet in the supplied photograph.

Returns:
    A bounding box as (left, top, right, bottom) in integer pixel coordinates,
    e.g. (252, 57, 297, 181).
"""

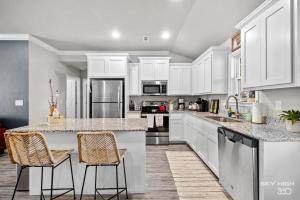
(15, 100, 24, 107)
(275, 100, 282, 111)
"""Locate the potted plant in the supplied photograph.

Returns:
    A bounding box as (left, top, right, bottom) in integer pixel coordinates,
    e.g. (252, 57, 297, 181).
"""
(280, 110, 300, 133)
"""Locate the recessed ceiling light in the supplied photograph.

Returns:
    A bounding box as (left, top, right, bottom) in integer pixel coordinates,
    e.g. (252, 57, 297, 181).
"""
(112, 30, 120, 39)
(161, 31, 170, 40)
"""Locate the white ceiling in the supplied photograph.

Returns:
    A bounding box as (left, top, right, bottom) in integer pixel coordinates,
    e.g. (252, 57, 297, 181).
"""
(0, 0, 264, 59)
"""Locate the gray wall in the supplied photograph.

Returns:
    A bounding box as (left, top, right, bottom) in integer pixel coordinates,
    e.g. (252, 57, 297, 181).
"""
(28, 41, 81, 123)
(0, 41, 29, 129)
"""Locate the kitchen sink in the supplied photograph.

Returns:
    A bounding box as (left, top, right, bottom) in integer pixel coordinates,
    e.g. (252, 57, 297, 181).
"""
(205, 116, 242, 123)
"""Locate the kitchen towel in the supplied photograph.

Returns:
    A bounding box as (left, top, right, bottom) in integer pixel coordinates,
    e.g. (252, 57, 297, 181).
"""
(147, 114, 154, 128)
(155, 114, 164, 127)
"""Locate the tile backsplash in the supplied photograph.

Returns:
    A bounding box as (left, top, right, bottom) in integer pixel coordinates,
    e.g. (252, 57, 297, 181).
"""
(130, 96, 202, 109)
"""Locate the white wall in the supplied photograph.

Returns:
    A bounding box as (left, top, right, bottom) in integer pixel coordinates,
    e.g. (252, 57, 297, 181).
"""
(28, 42, 81, 123)
(259, 88, 300, 117)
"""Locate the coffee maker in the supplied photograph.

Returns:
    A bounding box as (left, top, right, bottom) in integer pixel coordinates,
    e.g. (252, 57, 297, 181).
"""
(178, 98, 185, 111)
(196, 98, 209, 112)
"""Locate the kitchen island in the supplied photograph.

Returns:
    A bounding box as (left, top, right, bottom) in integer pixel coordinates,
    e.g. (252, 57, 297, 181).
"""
(8, 118, 147, 195)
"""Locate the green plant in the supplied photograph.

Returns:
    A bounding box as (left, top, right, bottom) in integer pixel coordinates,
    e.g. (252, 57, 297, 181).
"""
(280, 110, 300, 124)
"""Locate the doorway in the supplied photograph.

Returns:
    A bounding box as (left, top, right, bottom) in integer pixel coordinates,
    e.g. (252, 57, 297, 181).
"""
(66, 76, 81, 118)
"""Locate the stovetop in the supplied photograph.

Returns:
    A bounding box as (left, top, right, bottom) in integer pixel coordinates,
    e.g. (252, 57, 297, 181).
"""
(141, 106, 169, 114)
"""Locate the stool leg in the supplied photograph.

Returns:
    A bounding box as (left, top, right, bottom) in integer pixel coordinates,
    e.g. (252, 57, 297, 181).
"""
(11, 166, 24, 200)
(50, 167, 54, 200)
(40, 167, 43, 200)
(80, 165, 88, 200)
(116, 165, 119, 200)
(123, 158, 128, 199)
(94, 166, 97, 200)
(68, 155, 76, 200)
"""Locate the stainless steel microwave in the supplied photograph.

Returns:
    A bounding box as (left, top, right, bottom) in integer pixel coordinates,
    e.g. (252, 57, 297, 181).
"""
(142, 81, 167, 96)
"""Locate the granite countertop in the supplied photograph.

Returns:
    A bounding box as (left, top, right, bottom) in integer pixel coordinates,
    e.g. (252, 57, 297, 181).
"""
(171, 110, 300, 142)
(8, 118, 148, 133)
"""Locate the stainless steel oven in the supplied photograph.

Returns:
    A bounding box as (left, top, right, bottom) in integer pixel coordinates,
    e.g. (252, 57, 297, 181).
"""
(142, 81, 167, 96)
(141, 102, 169, 145)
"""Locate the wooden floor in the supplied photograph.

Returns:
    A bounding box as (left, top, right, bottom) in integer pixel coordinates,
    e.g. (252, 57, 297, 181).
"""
(166, 151, 231, 200)
(0, 145, 229, 200)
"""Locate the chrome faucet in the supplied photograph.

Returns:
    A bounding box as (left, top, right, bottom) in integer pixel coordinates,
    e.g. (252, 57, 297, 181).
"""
(226, 95, 239, 118)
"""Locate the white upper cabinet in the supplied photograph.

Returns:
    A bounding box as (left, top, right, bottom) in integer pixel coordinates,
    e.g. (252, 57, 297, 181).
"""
(87, 54, 128, 77)
(203, 55, 212, 93)
(169, 64, 192, 95)
(129, 63, 140, 96)
(108, 57, 127, 76)
(192, 47, 228, 95)
(156, 60, 169, 80)
(139, 57, 170, 81)
(242, 19, 262, 88)
(237, 0, 294, 89)
(140, 60, 156, 80)
(87, 56, 106, 76)
(261, 0, 292, 86)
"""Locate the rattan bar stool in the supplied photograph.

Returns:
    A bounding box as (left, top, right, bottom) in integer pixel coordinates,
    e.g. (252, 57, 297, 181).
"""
(77, 131, 128, 200)
(4, 132, 76, 200)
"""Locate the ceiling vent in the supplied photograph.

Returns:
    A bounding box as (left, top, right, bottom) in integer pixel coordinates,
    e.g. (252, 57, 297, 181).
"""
(143, 36, 150, 43)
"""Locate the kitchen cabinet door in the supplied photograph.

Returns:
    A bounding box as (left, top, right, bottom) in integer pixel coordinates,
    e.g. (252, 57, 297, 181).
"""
(261, 0, 292, 86)
(156, 60, 169, 80)
(207, 135, 219, 176)
(140, 61, 156, 80)
(198, 130, 208, 160)
(169, 66, 191, 95)
(198, 62, 205, 94)
(204, 56, 212, 93)
(129, 63, 140, 95)
(88, 57, 107, 76)
(169, 67, 180, 95)
(170, 119, 184, 142)
(241, 19, 261, 88)
(108, 57, 126, 76)
(192, 65, 198, 94)
(181, 67, 192, 94)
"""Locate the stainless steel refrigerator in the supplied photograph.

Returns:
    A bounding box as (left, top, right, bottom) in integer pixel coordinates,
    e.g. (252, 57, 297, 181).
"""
(90, 79, 125, 118)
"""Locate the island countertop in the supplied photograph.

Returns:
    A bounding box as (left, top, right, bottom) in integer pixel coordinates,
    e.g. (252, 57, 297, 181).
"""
(8, 118, 148, 133)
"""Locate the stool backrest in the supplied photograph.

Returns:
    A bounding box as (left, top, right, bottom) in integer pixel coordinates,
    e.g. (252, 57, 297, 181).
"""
(4, 132, 54, 166)
(77, 132, 121, 165)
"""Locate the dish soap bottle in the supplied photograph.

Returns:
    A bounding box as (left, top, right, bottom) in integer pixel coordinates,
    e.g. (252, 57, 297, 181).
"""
(227, 106, 233, 118)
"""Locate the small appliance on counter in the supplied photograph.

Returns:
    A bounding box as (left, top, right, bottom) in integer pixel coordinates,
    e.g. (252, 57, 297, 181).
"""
(129, 100, 135, 111)
(209, 99, 220, 114)
(178, 98, 185, 111)
(134, 104, 141, 111)
(196, 98, 209, 112)
(187, 101, 199, 111)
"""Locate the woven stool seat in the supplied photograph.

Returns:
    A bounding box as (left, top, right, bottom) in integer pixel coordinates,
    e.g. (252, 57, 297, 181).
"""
(51, 149, 73, 165)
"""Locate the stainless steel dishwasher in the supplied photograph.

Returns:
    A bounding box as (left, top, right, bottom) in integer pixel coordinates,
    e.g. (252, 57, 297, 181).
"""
(218, 127, 259, 200)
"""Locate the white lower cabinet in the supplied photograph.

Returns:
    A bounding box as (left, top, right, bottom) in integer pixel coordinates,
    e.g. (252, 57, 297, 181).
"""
(170, 113, 219, 176)
(169, 114, 184, 142)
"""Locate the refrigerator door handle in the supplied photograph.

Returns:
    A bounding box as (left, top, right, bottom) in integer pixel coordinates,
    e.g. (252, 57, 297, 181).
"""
(117, 86, 121, 118)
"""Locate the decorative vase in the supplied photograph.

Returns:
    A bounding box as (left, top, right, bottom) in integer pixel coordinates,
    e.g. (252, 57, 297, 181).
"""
(285, 120, 300, 133)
